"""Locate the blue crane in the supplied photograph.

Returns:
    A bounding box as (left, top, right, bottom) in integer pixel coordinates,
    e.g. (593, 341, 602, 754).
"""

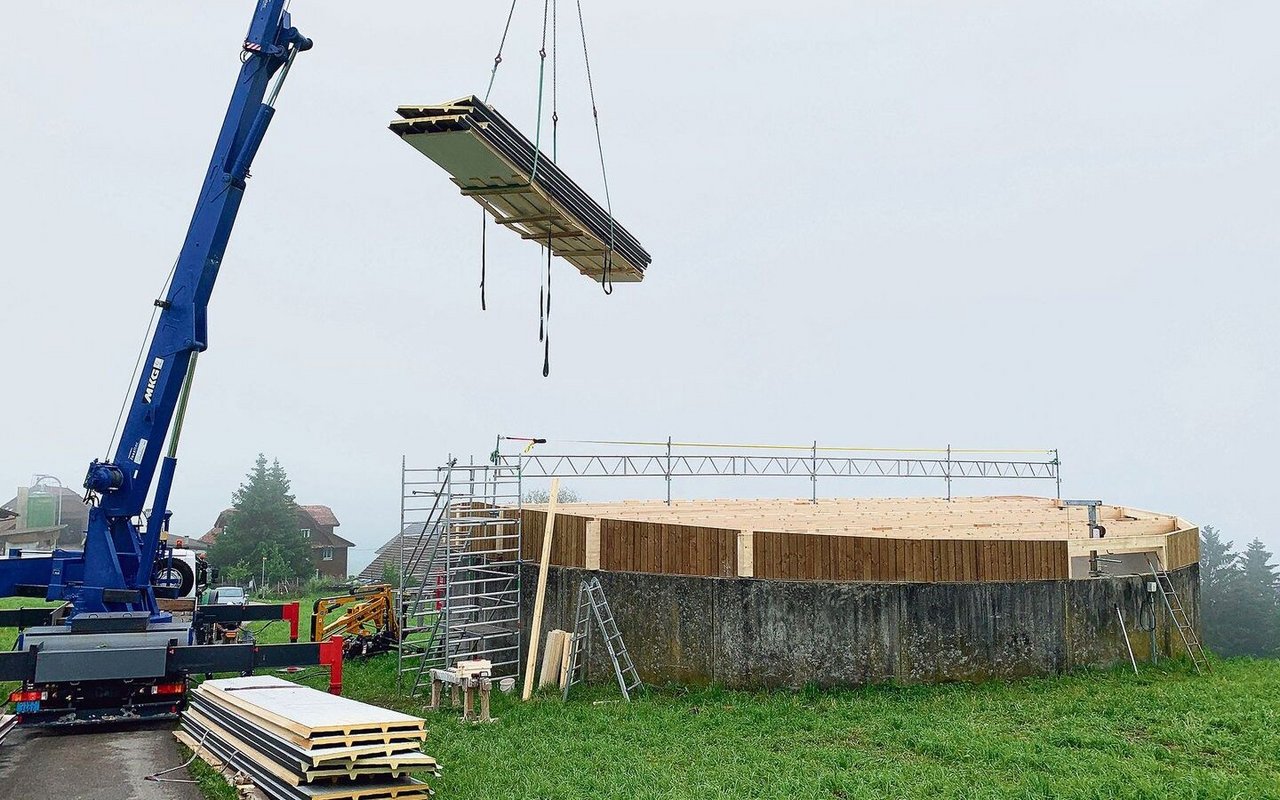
(0, 2, 346, 726)
(2, 1, 309, 620)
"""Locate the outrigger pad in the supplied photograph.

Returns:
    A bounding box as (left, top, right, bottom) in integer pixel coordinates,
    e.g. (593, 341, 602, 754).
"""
(390, 96, 651, 283)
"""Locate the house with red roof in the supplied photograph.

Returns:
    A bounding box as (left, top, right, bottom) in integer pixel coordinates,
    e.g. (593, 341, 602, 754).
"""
(201, 503, 355, 579)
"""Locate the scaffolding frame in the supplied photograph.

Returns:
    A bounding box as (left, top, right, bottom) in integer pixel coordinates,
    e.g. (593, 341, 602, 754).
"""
(494, 438, 1062, 502)
(396, 457, 522, 696)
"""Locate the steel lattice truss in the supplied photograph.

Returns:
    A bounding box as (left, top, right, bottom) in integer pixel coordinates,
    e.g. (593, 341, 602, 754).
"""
(497, 453, 1059, 481)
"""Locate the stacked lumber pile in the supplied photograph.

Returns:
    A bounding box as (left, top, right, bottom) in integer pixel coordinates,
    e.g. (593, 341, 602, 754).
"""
(178, 676, 439, 799)
(0, 714, 15, 745)
(390, 96, 651, 284)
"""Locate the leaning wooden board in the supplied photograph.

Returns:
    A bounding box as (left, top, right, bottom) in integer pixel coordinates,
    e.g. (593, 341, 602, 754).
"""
(200, 676, 424, 738)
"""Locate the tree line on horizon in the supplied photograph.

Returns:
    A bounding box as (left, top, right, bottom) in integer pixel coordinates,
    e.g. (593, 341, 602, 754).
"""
(1200, 526, 1280, 657)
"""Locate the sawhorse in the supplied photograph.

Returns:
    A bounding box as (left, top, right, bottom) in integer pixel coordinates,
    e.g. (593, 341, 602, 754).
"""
(429, 659, 494, 723)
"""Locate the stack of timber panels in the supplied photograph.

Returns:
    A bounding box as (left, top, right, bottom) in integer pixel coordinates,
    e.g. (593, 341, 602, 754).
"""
(179, 676, 438, 800)
(390, 96, 651, 283)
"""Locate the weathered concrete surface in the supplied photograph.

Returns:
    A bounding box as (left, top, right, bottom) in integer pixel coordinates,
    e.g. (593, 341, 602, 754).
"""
(0, 721, 204, 800)
(523, 564, 1200, 689)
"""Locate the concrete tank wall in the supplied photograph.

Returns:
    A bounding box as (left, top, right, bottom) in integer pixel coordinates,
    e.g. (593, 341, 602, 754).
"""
(521, 564, 1200, 688)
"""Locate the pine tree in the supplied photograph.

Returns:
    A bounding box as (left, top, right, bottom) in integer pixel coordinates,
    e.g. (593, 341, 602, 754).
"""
(1199, 528, 1280, 657)
(1238, 539, 1280, 656)
(1199, 526, 1238, 595)
(209, 454, 313, 581)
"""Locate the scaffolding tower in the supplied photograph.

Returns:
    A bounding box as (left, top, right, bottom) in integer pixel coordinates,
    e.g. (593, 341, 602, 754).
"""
(396, 458, 522, 696)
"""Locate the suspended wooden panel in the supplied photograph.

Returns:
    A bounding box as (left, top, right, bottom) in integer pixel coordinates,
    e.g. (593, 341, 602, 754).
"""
(390, 96, 650, 283)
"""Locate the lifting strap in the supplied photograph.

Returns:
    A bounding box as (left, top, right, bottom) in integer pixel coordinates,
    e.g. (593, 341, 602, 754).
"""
(477, 0, 618, 374)
(575, 0, 615, 294)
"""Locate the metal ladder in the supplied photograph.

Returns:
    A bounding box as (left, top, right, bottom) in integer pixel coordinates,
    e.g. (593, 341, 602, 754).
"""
(562, 576, 642, 701)
(1145, 554, 1210, 674)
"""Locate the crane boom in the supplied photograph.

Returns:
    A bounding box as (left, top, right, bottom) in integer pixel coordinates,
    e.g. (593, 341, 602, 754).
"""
(0, 3, 309, 620)
(0, 5, 354, 726)
(72, 3, 311, 620)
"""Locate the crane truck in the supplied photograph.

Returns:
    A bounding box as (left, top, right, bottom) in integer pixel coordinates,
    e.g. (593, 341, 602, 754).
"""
(0, 1, 343, 725)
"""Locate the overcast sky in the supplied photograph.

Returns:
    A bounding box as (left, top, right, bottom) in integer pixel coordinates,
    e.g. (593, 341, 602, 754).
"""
(1, 2, 1275, 571)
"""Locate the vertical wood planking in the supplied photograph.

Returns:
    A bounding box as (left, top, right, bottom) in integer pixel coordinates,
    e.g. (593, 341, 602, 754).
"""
(527, 513, 1130, 583)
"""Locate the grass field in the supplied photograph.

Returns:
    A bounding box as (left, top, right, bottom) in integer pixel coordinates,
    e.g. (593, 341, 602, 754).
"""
(5, 597, 1279, 798)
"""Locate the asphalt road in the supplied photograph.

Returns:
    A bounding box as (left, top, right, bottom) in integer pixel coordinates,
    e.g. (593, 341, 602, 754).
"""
(0, 721, 205, 800)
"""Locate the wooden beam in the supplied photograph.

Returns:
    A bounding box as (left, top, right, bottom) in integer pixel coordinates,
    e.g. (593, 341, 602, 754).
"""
(521, 478, 560, 701)
(520, 229, 587, 240)
(460, 184, 533, 197)
(585, 518, 601, 571)
(495, 212, 564, 225)
(736, 530, 754, 578)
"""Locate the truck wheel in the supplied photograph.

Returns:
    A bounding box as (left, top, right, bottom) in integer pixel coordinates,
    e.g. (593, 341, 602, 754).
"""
(155, 559, 196, 597)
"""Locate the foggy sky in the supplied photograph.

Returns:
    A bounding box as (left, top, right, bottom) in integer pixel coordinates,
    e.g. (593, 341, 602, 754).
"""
(1, 2, 1276, 571)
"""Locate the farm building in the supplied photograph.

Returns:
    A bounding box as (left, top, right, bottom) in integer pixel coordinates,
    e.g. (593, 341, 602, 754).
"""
(516, 496, 1200, 688)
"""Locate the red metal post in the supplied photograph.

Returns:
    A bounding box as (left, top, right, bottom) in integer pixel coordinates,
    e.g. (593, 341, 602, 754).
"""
(318, 634, 344, 695)
(282, 601, 300, 643)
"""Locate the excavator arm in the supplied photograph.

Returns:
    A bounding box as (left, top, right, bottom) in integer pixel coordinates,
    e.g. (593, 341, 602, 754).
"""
(312, 585, 401, 658)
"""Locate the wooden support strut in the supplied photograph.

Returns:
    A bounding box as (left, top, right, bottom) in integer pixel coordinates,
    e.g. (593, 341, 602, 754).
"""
(495, 212, 564, 225)
(521, 478, 560, 701)
(459, 183, 534, 197)
(520, 229, 587, 240)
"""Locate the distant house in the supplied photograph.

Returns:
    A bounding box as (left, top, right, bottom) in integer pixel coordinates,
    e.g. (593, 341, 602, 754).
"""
(0, 485, 90, 550)
(356, 521, 440, 584)
(296, 505, 355, 579)
(201, 503, 355, 579)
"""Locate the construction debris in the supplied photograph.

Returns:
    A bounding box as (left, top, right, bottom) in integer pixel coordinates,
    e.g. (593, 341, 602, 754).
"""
(429, 659, 494, 723)
(390, 96, 651, 284)
(179, 676, 438, 799)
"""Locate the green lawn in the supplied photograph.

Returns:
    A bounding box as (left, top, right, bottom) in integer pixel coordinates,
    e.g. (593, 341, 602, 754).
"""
(235, 599, 1280, 799)
(6, 597, 1278, 798)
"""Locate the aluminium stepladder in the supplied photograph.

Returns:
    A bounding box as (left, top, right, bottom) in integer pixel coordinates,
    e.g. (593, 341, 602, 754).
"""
(562, 576, 642, 701)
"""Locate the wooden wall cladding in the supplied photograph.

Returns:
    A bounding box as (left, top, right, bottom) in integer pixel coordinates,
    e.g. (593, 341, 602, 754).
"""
(751, 531, 1070, 582)
(507, 510, 1178, 583)
(597, 519, 737, 578)
(520, 509, 587, 569)
(1165, 527, 1200, 571)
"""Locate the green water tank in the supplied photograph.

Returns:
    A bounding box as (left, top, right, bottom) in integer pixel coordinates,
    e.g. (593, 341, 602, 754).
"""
(25, 491, 58, 528)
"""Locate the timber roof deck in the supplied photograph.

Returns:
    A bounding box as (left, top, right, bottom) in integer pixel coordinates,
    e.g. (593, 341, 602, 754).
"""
(529, 495, 1187, 535)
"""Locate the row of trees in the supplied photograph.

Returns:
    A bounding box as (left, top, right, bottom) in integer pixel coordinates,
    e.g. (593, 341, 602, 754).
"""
(208, 454, 313, 584)
(1200, 527, 1280, 657)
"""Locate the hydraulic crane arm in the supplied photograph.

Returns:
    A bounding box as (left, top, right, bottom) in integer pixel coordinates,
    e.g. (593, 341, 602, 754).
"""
(66, 2, 311, 619)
